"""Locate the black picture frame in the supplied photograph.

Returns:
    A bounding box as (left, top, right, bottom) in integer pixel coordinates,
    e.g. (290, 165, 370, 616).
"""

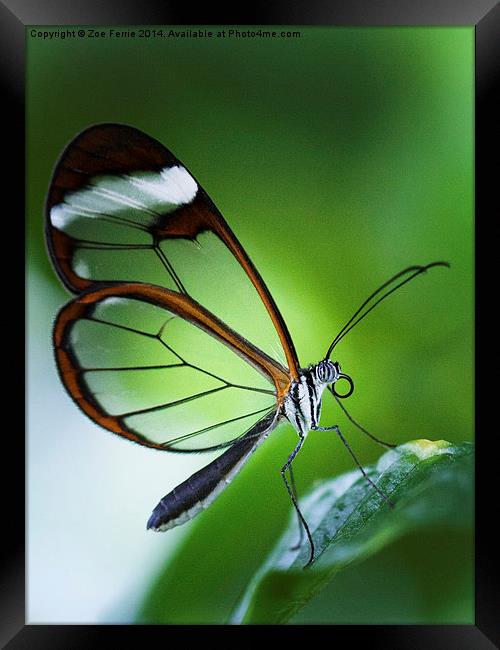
(8, 0, 498, 646)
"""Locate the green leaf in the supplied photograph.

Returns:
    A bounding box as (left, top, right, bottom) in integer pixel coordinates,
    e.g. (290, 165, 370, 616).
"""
(230, 439, 473, 624)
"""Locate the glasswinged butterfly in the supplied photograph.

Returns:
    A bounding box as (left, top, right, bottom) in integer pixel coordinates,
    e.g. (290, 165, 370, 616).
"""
(45, 124, 448, 566)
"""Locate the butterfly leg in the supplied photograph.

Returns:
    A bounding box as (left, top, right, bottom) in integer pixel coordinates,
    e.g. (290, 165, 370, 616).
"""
(288, 464, 305, 550)
(281, 436, 315, 567)
(313, 424, 395, 508)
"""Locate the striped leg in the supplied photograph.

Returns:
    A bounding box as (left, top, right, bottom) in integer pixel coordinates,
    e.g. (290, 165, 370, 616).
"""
(313, 424, 395, 508)
(281, 436, 315, 567)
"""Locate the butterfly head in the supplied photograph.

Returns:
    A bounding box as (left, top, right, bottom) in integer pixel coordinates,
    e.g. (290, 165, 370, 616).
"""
(315, 359, 354, 399)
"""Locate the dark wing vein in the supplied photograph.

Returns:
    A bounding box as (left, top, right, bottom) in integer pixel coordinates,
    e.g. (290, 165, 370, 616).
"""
(153, 246, 188, 294)
(160, 406, 277, 452)
(82, 363, 185, 372)
(81, 314, 275, 404)
(118, 385, 229, 418)
(75, 241, 153, 250)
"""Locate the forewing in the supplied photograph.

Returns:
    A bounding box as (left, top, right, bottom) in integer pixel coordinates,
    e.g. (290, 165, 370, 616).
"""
(54, 283, 288, 452)
(46, 123, 299, 378)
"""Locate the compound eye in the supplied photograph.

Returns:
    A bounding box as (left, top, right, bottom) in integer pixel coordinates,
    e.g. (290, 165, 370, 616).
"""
(332, 373, 354, 399)
(318, 360, 338, 383)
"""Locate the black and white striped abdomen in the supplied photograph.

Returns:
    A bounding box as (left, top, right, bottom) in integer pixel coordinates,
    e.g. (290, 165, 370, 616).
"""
(147, 410, 279, 532)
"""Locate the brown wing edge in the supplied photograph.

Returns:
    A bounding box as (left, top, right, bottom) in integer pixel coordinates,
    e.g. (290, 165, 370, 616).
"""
(44, 123, 178, 295)
(53, 282, 290, 450)
(45, 123, 301, 379)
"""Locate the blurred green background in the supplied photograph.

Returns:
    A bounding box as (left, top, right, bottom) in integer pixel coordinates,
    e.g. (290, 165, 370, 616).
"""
(27, 26, 473, 624)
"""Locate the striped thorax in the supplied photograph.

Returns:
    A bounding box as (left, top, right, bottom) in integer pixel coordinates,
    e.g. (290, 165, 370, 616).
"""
(283, 359, 341, 437)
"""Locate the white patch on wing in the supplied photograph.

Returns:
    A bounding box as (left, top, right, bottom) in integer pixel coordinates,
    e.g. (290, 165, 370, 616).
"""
(130, 166, 198, 206)
(99, 297, 129, 308)
(50, 203, 92, 229)
(74, 257, 90, 278)
(50, 165, 198, 233)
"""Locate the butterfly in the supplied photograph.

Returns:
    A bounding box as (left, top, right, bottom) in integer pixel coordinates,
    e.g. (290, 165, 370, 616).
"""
(46, 124, 448, 566)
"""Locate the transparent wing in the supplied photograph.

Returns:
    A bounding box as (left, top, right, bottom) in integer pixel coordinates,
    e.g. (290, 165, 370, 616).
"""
(54, 283, 287, 451)
(46, 123, 299, 379)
